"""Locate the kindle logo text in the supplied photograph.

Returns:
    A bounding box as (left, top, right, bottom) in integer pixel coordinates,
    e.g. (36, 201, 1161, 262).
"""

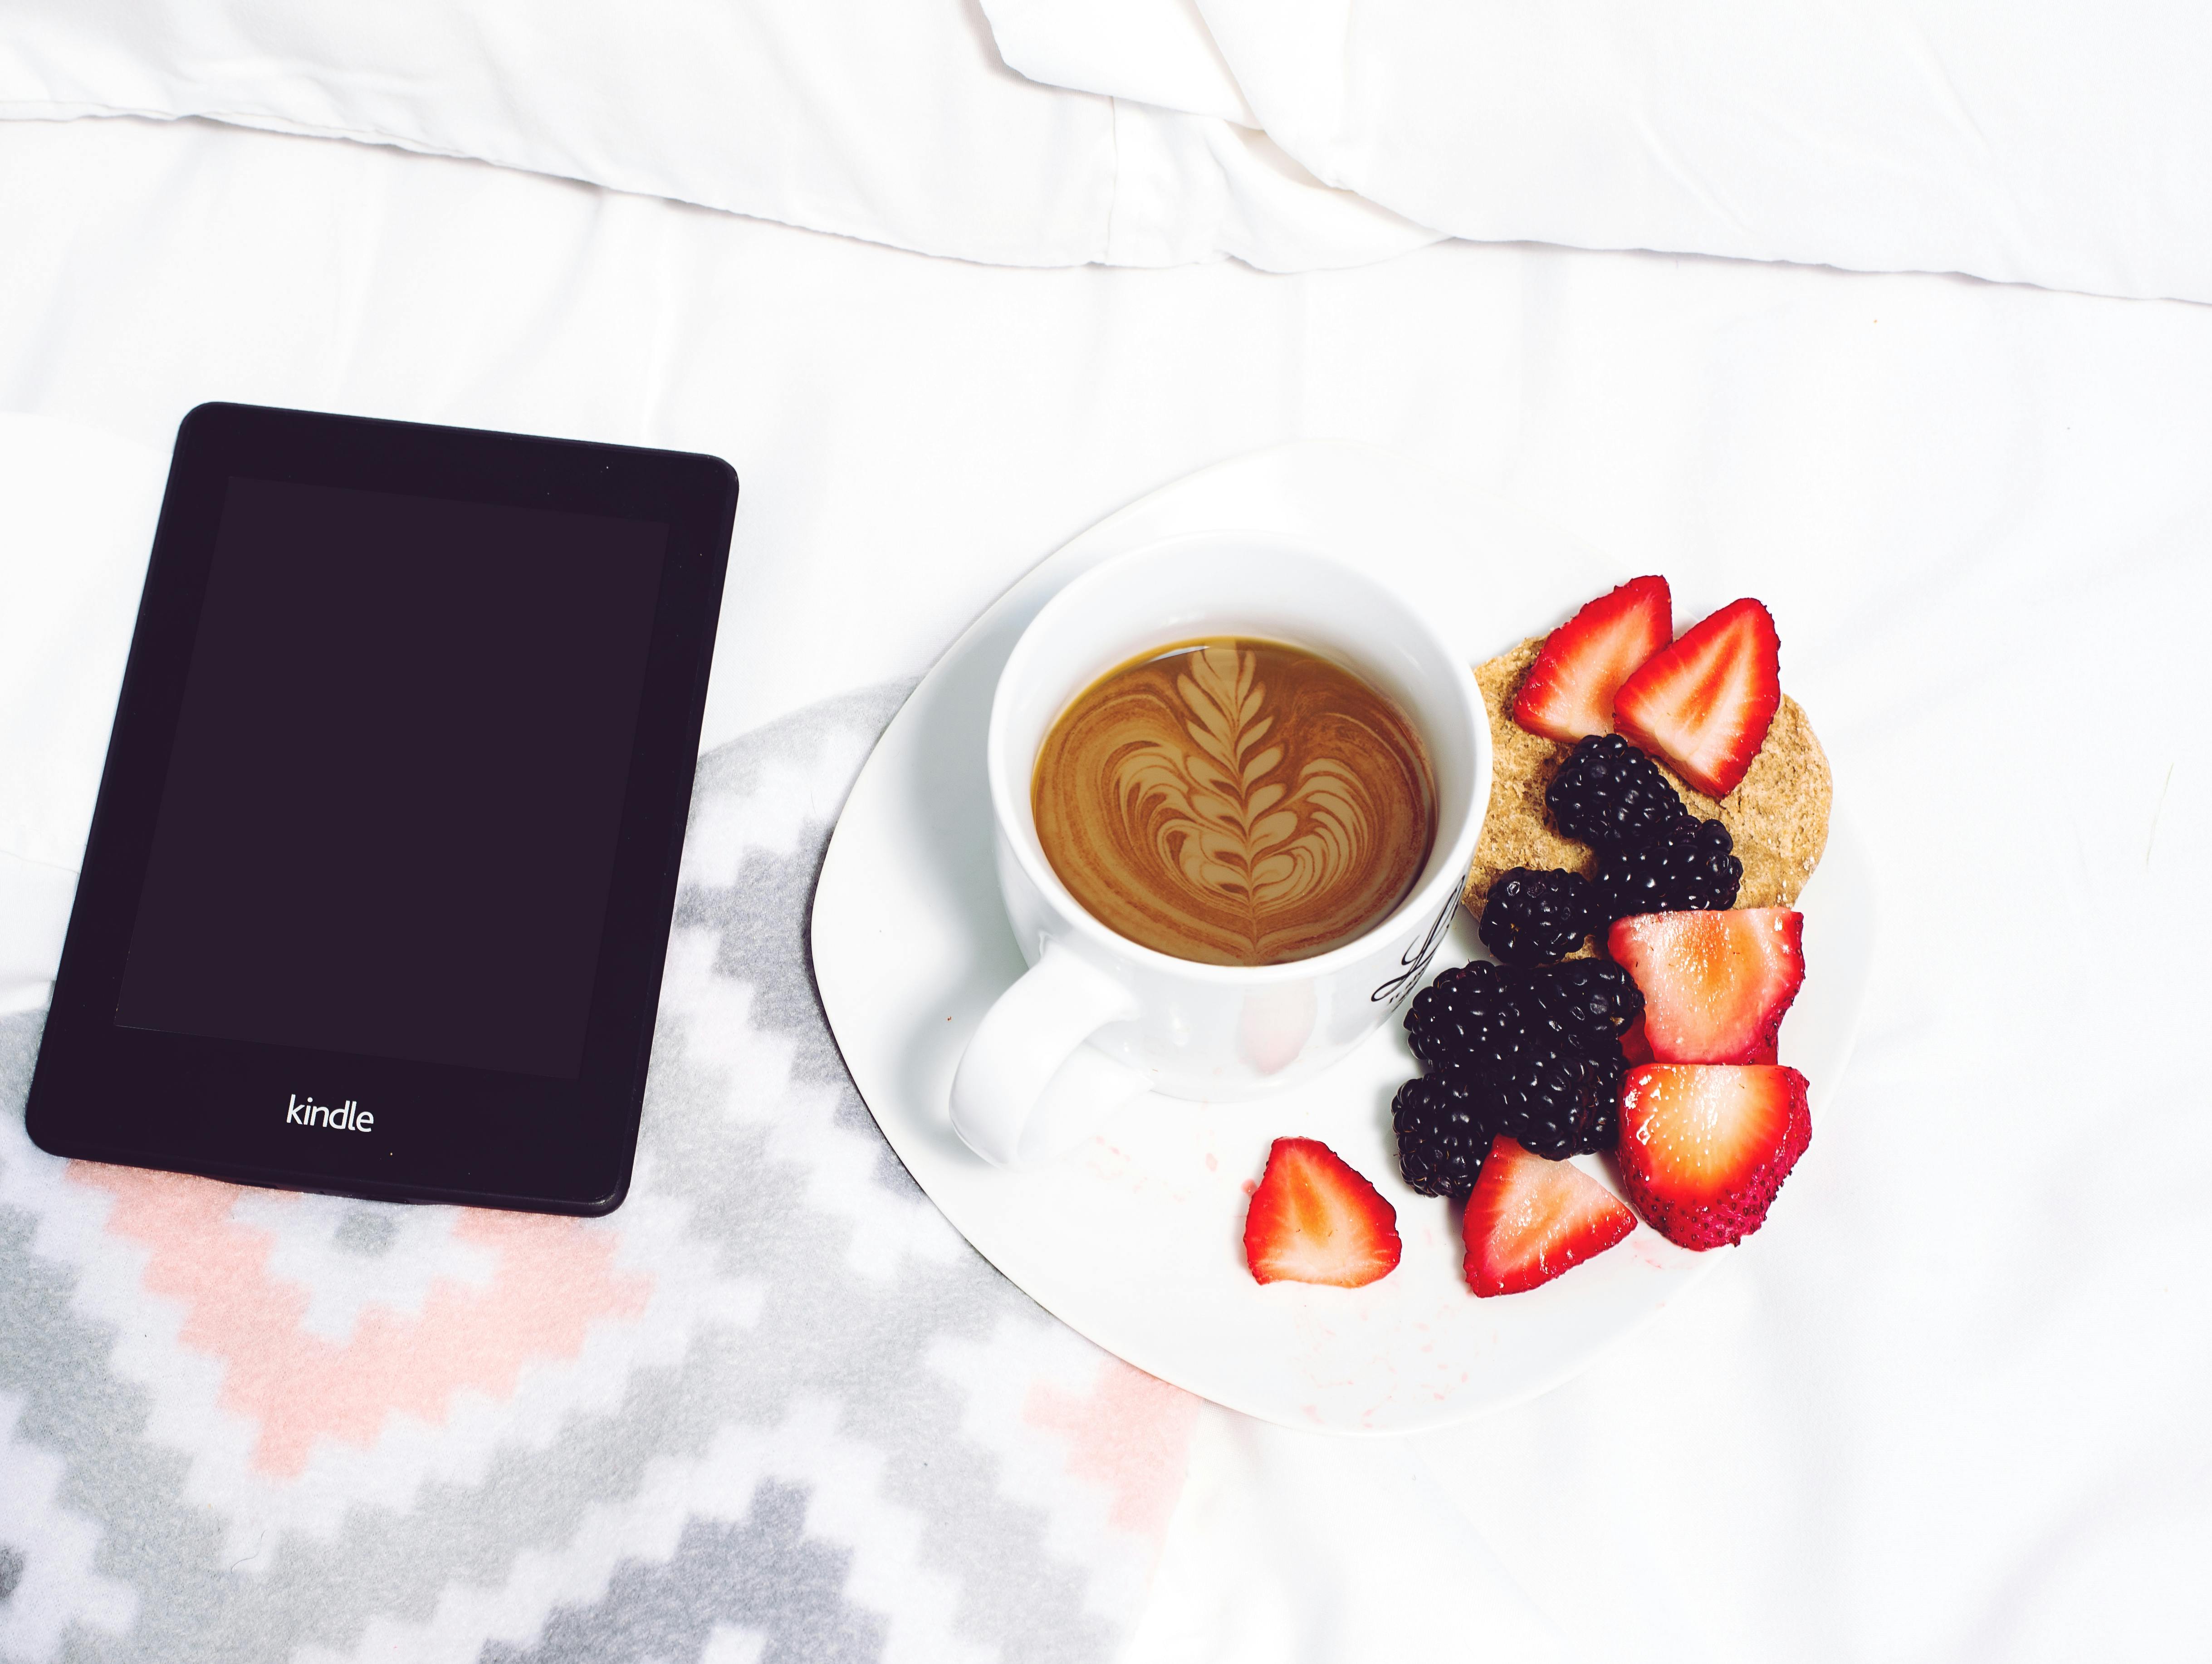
(287, 1093, 372, 1132)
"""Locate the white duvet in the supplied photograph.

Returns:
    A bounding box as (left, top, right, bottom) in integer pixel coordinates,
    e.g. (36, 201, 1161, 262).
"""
(0, 0, 1430, 271)
(5, 0, 2210, 300)
(2, 105, 2209, 1658)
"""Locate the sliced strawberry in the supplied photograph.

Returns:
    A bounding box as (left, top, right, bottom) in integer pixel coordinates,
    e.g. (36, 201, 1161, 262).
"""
(1463, 1136, 1636, 1297)
(1609, 909, 1805, 1064)
(1513, 575, 1673, 743)
(1612, 597, 1780, 798)
(1617, 1064, 1811, 1250)
(1618, 1014, 1654, 1066)
(1244, 1137, 1402, 1287)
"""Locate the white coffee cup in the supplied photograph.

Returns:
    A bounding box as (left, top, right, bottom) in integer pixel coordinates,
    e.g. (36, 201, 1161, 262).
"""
(949, 531, 1491, 1167)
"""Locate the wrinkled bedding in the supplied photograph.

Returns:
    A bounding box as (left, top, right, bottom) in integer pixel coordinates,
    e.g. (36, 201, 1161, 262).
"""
(1, 110, 2208, 1662)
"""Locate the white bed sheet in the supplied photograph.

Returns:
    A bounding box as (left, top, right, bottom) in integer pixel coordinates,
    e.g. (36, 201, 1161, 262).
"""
(2, 115, 2209, 1660)
(0, 0, 1431, 274)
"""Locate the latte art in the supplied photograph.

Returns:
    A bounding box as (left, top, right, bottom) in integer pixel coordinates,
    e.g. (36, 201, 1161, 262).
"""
(1033, 639, 1438, 965)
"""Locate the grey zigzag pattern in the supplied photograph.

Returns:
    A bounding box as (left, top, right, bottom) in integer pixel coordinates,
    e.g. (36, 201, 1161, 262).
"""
(481, 1483, 884, 1664)
(0, 684, 1126, 1664)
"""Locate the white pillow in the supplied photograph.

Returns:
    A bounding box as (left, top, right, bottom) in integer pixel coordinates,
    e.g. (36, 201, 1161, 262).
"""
(980, 0, 1257, 128)
(0, 0, 1433, 271)
(1193, 0, 2212, 302)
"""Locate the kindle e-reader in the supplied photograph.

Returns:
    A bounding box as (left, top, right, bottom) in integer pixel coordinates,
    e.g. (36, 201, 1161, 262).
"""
(26, 403, 736, 1215)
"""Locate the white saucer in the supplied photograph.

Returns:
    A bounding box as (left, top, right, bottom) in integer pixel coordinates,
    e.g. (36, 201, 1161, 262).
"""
(811, 441, 1874, 1434)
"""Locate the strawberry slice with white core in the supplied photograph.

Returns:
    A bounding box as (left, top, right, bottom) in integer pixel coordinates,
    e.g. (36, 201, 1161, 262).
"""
(1609, 908, 1805, 1064)
(1612, 597, 1781, 798)
(1617, 1064, 1811, 1250)
(1463, 1136, 1636, 1297)
(1512, 575, 1673, 743)
(1244, 1137, 1402, 1287)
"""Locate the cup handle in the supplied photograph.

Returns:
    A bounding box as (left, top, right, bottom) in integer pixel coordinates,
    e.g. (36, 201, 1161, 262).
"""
(951, 941, 1144, 1166)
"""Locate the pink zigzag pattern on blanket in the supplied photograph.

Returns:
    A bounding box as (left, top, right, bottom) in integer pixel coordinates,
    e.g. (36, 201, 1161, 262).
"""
(70, 1162, 650, 1477)
(1024, 1358, 1200, 1543)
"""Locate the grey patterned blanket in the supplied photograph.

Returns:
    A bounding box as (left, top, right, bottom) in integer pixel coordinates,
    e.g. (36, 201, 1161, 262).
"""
(0, 685, 1195, 1664)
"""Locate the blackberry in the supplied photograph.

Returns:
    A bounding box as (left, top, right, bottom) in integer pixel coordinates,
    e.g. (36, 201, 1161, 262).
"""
(1526, 959, 1644, 1049)
(1546, 733, 1689, 850)
(1406, 959, 1644, 1073)
(1390, 1073, 1495, 1199)
(1478, 867, 1600, 965)
(1567, 1047, 1626, 1154)
(1443, 1043, 1625, 1160)
(1406, 960, 1523, 1072)
(1592, 815, 1742, 920)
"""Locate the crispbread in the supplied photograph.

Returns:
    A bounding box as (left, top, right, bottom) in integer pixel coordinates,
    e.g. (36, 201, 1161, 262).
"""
(1466, 636, 1831, 918)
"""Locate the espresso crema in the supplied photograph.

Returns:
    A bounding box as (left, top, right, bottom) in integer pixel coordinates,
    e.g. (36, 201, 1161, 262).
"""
(1032, 638, 1438, 966)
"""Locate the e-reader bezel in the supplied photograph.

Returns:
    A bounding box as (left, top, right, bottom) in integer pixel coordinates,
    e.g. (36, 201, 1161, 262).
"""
(25, 402, 736, 1215)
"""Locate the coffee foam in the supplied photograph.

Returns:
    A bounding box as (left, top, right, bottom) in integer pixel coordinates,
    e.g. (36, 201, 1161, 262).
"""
(1033, 639, 1437, 966)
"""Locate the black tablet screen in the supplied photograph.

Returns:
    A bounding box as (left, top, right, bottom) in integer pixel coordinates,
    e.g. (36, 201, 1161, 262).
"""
(115, 477, 668, 1079)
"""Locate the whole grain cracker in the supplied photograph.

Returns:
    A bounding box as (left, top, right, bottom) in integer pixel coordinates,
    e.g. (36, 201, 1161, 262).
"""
(1465, 636, 1831, 920)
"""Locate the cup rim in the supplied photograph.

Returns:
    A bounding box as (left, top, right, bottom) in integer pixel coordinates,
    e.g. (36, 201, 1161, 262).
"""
(986, 529, 1490, 984)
